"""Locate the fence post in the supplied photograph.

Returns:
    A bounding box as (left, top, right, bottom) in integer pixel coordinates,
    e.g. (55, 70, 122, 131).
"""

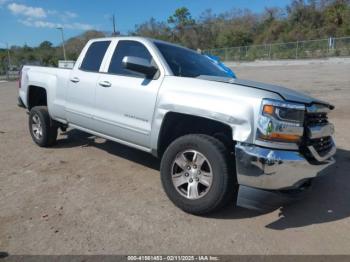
(296, 41, 299, 59)
(225, 48, 228, 61)
(328, 37, 335, 57)
(268, 44, 272, 60)
(327, 37, 330, 56)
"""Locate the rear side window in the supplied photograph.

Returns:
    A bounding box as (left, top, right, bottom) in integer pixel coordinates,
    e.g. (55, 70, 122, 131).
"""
(80, 41, 111, 72)
(108, 40, 152, 77)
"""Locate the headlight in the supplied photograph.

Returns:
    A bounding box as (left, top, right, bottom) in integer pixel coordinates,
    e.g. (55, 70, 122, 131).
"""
(257, 99, 305, 143)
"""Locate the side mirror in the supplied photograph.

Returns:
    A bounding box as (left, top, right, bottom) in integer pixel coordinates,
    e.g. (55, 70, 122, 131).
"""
(122, 56, 158, 78)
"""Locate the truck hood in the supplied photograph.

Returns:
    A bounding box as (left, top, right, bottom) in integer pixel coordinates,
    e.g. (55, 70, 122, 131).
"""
(197, 75, 333, 108)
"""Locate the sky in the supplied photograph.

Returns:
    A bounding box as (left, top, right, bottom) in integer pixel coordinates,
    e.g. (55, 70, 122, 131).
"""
(0, 0, 291, 47)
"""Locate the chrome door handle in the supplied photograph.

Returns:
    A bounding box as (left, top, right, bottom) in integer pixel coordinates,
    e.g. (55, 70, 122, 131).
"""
(99, 81, 112, 88)
(70, 77, 80, 83)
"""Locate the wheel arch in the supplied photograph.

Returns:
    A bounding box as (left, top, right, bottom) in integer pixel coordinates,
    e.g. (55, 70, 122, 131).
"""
(27, 85, 48, 110)
(25, 71, 57, 111)
(154, 111, 235, 158)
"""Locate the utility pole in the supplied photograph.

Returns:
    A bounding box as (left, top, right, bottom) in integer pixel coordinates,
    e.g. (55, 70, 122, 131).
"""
(112, 14, 117, 36)
(6, 43, 11, 80)
(56, 27, 67, 60)
(6, 43, 11, 68)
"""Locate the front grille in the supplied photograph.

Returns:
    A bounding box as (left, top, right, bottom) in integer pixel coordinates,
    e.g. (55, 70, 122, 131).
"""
(305, 136, 333, 158)
(302, 106, 334, 160)
(305, 112, 328, 126)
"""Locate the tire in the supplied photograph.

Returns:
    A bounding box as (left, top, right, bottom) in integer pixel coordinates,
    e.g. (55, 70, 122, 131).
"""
(160, 134, 237, 215)
(29, 106, 58, 147)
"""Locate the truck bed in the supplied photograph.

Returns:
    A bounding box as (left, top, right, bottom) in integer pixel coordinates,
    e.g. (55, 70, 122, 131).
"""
(19, 65, 72, 112)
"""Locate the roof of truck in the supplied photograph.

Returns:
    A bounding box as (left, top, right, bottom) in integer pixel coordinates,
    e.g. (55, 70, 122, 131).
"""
(90, 36, 194, 51)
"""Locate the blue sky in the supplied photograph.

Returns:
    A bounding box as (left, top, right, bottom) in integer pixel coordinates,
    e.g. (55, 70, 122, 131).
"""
(0, 0, 291, 47)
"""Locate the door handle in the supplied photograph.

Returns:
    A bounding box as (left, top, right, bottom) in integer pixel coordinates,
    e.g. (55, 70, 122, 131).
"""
(70, 77, 80, 83)
(99, 81, 112, 88)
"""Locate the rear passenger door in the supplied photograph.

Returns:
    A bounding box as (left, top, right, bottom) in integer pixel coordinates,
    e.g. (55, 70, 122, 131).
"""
(94, 40, 164, 149)
(66, 40, 110, 131)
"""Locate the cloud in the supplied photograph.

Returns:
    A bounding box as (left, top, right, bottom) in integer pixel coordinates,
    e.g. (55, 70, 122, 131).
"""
(19, 19, 58, 28)
(8, 3, 47, 18)
(8, 2, 93, 31)
(7, 0, 94, 30)
(7, 3, 78, 21)
(67, 22, 93, 30)
(47, 10, 78, 20)
(19, 19, 94, 30)
(64, 11, 78, 19)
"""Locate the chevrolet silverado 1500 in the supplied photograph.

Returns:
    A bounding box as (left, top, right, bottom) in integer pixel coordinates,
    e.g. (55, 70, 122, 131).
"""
(18, 37, 336, 214)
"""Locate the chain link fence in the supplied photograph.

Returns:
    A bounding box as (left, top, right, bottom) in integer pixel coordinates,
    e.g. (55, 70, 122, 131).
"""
(205, 36, 350, 62)
(1, 36, 350, 81)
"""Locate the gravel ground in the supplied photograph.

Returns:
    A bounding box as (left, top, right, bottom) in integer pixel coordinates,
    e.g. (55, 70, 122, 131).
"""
(0, 61, 350, 255)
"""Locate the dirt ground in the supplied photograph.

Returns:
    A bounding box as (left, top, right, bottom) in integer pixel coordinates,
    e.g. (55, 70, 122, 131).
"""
(0, 61, 350, 255)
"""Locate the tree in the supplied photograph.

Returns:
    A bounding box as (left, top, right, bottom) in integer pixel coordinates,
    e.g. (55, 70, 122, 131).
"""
(167, 7, 197, 45)
(133, 17, 171, 41)
(39, 41, 53, 49)
(324, 0, 350, 35)
(65, 30, 106, 58)
(1, 1, 350, 71)
(168, 7, 195, 27)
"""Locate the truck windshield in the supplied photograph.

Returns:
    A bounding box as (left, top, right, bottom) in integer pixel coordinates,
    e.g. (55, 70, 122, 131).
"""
(154, 42, 231, 78)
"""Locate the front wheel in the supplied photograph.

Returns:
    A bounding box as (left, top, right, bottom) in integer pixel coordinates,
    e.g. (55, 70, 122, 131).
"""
(29, 106, 58, 147)
(160, 134, 237, 215)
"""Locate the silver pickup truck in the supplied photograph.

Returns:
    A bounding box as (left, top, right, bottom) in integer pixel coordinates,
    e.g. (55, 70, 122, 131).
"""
(18, 37, 336, 214)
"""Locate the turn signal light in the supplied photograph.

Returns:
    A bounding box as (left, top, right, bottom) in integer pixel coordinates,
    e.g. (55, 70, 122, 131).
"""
(260, 133, 301, 143)
(263, 105, 274, 115)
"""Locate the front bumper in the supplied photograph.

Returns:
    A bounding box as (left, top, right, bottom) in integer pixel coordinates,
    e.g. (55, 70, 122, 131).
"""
(236, 184, 310, 212)
(235, 143, 335, 190)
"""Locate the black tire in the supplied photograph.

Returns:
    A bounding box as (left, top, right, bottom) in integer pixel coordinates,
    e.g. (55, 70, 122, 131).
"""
(29, 106, 58, 147)
(160, 134, 237, 215)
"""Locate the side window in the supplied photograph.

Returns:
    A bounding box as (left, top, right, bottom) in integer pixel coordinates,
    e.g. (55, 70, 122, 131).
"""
(108, 40, 153, 77)
(80, 41, 111, 72)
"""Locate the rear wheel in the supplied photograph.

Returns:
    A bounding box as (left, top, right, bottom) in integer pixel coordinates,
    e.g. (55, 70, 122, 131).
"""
(160, 134, 237, 215)
(29, 106, 57, 147)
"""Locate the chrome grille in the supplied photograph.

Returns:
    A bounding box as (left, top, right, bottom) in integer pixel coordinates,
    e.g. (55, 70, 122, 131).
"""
(305, 112, 328, 126)
(305, 136, 333, 158)
(302, 104, 335, 161)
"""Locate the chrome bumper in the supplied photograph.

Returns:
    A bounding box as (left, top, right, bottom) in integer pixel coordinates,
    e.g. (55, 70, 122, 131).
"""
(235, 143, 336, 190)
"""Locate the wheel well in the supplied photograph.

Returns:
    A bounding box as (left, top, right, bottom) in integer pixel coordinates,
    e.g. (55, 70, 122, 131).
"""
(157, 112, 234, 157)
(28, 86, 47, 110)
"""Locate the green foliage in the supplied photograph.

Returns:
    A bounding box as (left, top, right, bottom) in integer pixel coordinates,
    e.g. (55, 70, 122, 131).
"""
(132, 18, 171, 41)
(0, 30, 106, 73)
(39, 41, 53, 49)
(1, 0, 350, 72)
(133, 1, 350, 49)
(167, 7, 195, 27)
(64, 30, 106, 59)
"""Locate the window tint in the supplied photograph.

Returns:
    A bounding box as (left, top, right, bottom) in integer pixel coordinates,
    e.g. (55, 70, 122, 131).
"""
(108, 40, 152, 76)
(80, 41, 111, 72)
(155, 42, 229, 78)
